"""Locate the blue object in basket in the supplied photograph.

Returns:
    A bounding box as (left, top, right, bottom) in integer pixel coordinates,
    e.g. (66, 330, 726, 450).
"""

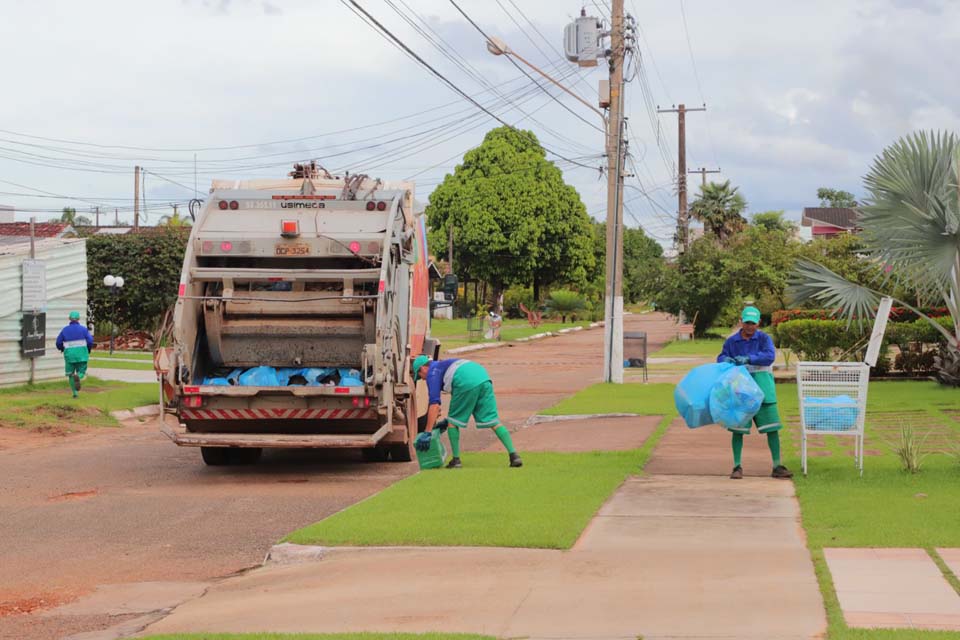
(675, 362, 735, 428)
(803, 395, 858, 431)
(709, 366, 764, 429)
(237, 366, 280, 386)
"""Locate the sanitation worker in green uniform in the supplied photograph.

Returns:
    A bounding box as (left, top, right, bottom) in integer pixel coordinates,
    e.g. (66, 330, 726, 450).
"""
(55, 311, 95, 398)
(717, 306, 793, 479)
(412, 355, 522, 469)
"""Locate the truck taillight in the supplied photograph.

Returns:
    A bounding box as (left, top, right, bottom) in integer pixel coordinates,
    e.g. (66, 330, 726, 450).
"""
(183, 395, 203, 408)
(352, 397, 372, 407)
(202, 241, 213, 253)
(218, 200, 228, 210)
(220, 241, 233, 252)
(281, 220, 300, 238)
(348, 241, 361, 253)
(365, 201, 376, 211)
(377, 201, 387, 211)
(229, 200, 239, 210)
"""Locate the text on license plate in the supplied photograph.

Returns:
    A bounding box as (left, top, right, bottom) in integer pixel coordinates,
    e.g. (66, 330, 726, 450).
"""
(275, 244, 310, 256)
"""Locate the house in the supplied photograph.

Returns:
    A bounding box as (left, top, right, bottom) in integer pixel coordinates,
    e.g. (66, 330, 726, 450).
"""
(0, 221, 77, 241)
(801, 207, 859, 239)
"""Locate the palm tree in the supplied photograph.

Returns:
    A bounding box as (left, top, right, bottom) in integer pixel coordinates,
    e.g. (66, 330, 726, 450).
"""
(159, 210, 192, 227)
(58, 207, 92, 226)
(690, 180, 747, 242)
(790, 131, 960, 385)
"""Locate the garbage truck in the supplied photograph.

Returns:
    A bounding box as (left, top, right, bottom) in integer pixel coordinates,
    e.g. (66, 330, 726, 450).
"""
(155, 172, 449, 465)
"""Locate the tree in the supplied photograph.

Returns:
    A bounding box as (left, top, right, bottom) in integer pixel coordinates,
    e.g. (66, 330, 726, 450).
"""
(159, 210, 192, 227)
(586, 220, 664, 306)
(726, 224, 800, 310)
(426, 126, 595, 305)
(793, 131, 960, 385)
(816, 187, 858, 208)
(57, 207, 92, 226)
(644, 237, 732, 335)
(690, 180, 747, 242)
(751, 210, 796, 233)
(545, 289, 586, 323)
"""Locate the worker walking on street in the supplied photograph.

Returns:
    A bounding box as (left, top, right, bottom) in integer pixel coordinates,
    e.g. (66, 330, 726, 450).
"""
(412, 355, 522, 468)
(56, 311, 95, 398)
(717, 306, 792, 480)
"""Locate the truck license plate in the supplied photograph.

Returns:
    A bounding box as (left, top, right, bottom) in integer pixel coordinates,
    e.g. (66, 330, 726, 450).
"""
(275, 243, 310, 256)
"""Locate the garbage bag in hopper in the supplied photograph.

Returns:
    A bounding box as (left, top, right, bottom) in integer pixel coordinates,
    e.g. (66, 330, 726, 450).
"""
(337, 368, 364, 387)
(803, 395, 858, 431)
(709, 366, 764, 430)
(674, 362, 733, 428)
(237, 366, 280, 386)
(201, 376, 231, 386)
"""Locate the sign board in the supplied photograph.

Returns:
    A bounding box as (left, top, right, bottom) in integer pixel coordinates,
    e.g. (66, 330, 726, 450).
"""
(21, 259, 46, 311)
(864, 297, 894, 367)
(21, 311, 46, 358)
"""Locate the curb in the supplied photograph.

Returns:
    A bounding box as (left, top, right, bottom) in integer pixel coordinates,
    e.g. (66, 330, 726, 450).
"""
(447, 321, 604, 355)
(110, 404, 160, 421)
(525, 412, 642, 426)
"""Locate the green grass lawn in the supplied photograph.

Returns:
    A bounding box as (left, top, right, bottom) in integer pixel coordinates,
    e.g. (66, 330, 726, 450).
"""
(774, 380, 960, 639)
(285, 449, 642, 549)
(540, 382, 678, 416)
(90, 351, 154, 361)
(0, 377, 159, 430)
(139, 634, 493, 640)
(88, 357, 156, 371)
(652, 338, 725, 358)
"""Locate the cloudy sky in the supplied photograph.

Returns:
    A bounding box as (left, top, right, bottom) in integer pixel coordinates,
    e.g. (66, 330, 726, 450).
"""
(1, 0, 958, 244)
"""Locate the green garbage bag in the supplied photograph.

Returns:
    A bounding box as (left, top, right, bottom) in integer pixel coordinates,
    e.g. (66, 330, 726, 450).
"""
(416, 431, 448, 470)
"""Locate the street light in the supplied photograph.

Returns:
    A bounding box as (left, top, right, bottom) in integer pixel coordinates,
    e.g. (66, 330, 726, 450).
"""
(102, 274, 125, 354)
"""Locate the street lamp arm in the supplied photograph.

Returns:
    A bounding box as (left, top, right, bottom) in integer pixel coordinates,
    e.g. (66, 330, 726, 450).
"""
(489, 40, 607, 124)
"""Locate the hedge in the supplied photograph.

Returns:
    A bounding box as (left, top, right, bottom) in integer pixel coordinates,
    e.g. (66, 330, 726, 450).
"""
(86, 229, 189, 333)
(771, 306, 950, 326)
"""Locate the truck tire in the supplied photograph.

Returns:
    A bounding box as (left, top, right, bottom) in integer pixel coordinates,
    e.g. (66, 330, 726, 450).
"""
(231, 448, 263, 465)
(361, 446, 390, 462)
(389, 442, 414, 462)
(201, 447, 231, 466)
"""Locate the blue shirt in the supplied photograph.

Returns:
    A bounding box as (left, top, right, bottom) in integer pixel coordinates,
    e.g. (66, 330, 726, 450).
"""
(56, 321, 94, 352)
(424, 358, 490, 406)
(717, 329, 775, 366)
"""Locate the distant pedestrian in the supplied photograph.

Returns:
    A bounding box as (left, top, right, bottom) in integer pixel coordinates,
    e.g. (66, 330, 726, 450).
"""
(56, 311, 95, 398)
(717, 306, 792, 479)
(412, 355, 522, 468)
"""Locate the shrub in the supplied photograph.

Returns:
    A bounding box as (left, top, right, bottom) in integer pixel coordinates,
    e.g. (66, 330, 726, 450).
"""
(86, 229, 189, 334)
(545, 289, 586, 323)
(503, 286, 536, 319)
(771, 306, 950, 326)
(889, 423, 929, 474)
(774, 319, 858, 361)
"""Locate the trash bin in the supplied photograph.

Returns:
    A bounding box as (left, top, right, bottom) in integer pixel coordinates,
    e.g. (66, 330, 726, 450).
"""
(624, 331, 648, 381)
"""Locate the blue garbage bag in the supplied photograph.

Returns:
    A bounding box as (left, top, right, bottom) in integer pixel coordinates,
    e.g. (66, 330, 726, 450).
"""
(675, 362, 734, 428)
(275, 367, 303, 386)
(225, 368, 244, 385)
(337, 368, 363, 387)
(296, 367, 337, 386)
(237, 366, 280, 386)
(803, 395, 858, 431)
(201, 376, 231, 386)
(709, 366, 764, 429)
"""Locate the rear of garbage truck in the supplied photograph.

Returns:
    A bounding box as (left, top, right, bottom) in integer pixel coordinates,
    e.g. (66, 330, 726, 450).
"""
(157, 175, 434, 465)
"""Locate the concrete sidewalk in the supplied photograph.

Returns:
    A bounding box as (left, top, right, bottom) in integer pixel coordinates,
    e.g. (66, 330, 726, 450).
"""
(141, 471, 824, 639)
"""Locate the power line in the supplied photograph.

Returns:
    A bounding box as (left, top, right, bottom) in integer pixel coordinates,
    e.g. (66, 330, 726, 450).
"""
(339, 0, 597, 170)
(677, 0, 720, 166)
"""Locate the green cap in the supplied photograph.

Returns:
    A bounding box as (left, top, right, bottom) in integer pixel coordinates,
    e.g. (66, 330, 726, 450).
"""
(69, 311, 81, 321)
(741, 306, 761, 324)
(412, 355, 431, 381)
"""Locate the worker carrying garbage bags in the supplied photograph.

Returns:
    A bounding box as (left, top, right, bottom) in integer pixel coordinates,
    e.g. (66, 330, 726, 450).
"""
(674, 305, 793, 480)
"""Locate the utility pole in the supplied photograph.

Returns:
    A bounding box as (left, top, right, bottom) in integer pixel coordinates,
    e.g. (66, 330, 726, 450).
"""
(94, 206, 100, 227)
(689, 167, 721, 189)
(657, 103, 706, 252)
(133, 165, 140, 232)
(171, 203, 179, 221)
(602, 0, 626, 384)
(114, 208, 119, 225)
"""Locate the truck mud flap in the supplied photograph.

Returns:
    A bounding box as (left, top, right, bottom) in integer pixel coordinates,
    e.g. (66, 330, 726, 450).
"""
(161, 422, 392, 449)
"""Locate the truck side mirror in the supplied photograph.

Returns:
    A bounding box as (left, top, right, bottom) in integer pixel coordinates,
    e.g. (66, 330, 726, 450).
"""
(442, 274, 458, 301)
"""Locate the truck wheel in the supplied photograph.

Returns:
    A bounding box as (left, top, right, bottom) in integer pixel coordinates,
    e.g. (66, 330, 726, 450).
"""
(231, 448, 262, 465)
(389, 442, 414, 462)
(361, 446, 390, 462)
(201, 447, 230, 466)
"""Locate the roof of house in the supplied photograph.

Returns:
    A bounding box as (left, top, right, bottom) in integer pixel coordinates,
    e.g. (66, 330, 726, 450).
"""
(801, 207, 859, 230)
(0, 222, 75, 238)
